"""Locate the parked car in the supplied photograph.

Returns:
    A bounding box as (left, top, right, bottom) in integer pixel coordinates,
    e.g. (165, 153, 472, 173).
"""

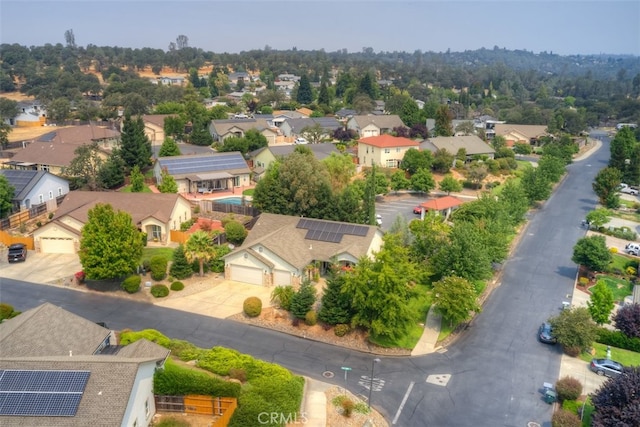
(413, 206, 423, 214)
(294, 137, 308, 145)
(538, 322, 557, 344)
(620, 186, 639, 195)
(625, 242, 640, 256)
(590, 358, 624, 378)
(7, 243, 27, 263)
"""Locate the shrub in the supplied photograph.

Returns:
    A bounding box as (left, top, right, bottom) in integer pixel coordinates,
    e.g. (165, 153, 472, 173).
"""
(578, 277, 589, 286)
(149, 255, 168, 281)
(228, 368, 247, 383)
(153, 417, 191, 427)
(243, 297, 262, 317)
(563, 345, 581, 357)
(291, 317, 300, 327)
(121, 275, 141, 293)
(551, 408, 581, 427)
(151, 284, 170, 298)
(613, 303, 640, 339)
(170, 281, 184, 291)
(305, 310, 317, 326)
(555, 376, 583, 401)
(561, 399, 581, 414)
(341, 398, 355, 417)
(334, 324, 350, 337)
(609, 247, 618, 253)
(596, 327, 640, 351)
(270, 285, 295, 311)
(142, 259, 151, 272)
(0, 303, 19, 321)
(626, 266, 637, 276)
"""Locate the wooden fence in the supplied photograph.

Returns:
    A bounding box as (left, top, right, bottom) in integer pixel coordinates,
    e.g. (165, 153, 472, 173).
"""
(155, 395, 237, 427)
(0, 230, 34, 250)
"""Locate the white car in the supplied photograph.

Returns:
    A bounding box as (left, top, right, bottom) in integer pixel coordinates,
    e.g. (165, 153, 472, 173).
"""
(294, 137, 308, 145)
(620, 187, 639, 195)
(375, 214, 382, 226)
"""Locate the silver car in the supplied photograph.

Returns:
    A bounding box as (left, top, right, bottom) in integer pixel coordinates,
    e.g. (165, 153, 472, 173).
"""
(590, 358, 624, 378)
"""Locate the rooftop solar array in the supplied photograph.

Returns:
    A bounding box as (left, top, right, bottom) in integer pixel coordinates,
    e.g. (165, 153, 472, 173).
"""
(0, 370, 90, 417)
(0, 170, 38, 194)
(297, 218, 369, 243)
(158, 153, 248, 175)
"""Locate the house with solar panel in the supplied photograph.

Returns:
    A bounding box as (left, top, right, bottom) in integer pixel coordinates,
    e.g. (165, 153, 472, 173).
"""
(0, 169, 69, 212)
(223, 213, 384, 286)
(154, 152, 252, 195)
(0, 302, 170, 426)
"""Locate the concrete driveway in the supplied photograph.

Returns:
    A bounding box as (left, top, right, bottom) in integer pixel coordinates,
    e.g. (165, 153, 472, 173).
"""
(0, 252, 82, 285)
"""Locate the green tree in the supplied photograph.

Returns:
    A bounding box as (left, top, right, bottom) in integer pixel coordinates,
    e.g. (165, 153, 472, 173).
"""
(0, 123, 11, 150)
(401, 148, 433, 175)
(585, 208, 611, 229)
(318, 272, 353, 325)
(410, 168, 436, 193)
(158, 137, 181, 157)
(130, 165, 144, 192)
(296, 74, 313, 104)
(432, 276, 481, 327)
(184, 230, 216, 277)
(157, 170, 178, 193)
(513, 142, 533, 155)
(592, 167, 622, 208)
(409, 210, 451, 264)
(390, 170, 410, 192)
(317, 80, 331, 106)
(270, 285, 295, 311)
(342, 234, 416, 339)
(521, 167, 551, 205)
(301, 123, 325, 143)
(587, 279, 615, 325)
(169, 244, 193, 280)
(400, 99, 421, 128)
(97, 151, 125, 189)
(65, 142, 104, 190)
(466, 163, 488, 187)
(537, 155, 566, 183)
(79, 204, 143, 280)
(498, 179, 529, 225)
(323, 152, 356, 192)
(47, 97, 71, 122)
(120, 115, 152, 169)
(357, 72, 377, 99)
(434, 105, 453, 136)
(290, 279, 317, 319)
(432, 148, 455, 173)
(439, 175, 462, 194)
(224, 220, 247, 245)
(571, 235, 612, 272)
(549, 307, 598, 354)
(0, 174, 15, 218)
(609, 126, 637, 182)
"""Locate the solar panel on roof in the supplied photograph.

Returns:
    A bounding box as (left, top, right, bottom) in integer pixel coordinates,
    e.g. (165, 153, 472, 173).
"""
(0, 370, 90, 417)
(305, 229, 342, 243)
(159, 153, 248, 175)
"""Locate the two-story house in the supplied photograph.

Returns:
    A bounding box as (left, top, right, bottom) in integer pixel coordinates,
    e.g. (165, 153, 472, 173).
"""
(357, 134, 420, 168)
(347, 115, 406, 137)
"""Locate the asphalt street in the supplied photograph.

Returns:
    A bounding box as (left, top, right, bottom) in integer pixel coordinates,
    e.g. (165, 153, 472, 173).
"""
(0, 132, 612, 426)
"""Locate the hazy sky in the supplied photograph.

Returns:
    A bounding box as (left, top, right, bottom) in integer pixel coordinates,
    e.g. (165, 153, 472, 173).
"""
(1, 1, 639, 56)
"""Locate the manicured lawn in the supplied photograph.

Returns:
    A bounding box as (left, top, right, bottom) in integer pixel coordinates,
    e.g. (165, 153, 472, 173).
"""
(242, 188, 255, 196)
(142, 247, 175, 263)
(607, 253, 635, 273)
(593, 275, 634, 302)
(579, 342, 640, 367)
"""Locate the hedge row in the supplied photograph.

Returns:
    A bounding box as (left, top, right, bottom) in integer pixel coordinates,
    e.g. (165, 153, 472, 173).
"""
(596, 327, 640, 352)
(154, 358, 241, 398)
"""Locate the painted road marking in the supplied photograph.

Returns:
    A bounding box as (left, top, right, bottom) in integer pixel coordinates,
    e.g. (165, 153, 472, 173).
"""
(392, 381, 415, 425)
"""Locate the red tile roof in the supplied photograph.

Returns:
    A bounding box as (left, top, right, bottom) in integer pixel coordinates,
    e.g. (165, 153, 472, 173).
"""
(358, 134, 420, 148)
(420, 196, 463, 211)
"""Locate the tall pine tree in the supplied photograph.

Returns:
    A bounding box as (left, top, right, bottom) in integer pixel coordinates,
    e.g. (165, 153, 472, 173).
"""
(318, 272, 354, 325)
(120, 115, 152, 170)
(170, 244, 193, 280)
(296, 74, 313, 105)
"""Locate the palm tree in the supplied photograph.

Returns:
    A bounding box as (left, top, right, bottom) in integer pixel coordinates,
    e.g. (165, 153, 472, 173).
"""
(184, 230, 216, 277)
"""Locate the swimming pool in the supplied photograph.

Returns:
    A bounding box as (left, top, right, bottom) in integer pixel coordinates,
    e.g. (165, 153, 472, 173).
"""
(214, 196, 249, 205)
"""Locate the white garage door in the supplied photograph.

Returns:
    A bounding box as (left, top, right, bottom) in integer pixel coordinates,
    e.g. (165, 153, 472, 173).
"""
(230, 265, 263, 285)
(273, 270, 291, 286)
(40, 237, 75, 254)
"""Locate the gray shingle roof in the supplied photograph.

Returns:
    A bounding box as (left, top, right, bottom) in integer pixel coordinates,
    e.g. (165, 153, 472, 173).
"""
(350, 114, 405, 130)
(424, 135, 496, 156)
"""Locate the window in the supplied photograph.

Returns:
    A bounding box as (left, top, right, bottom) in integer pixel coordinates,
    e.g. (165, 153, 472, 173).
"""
(151, 225, 161, 240)
(38, 194, 44, 204)
(41, 165, 50, 172)
(57, 187, 63, 196)
(384, 149, 390, 154)
(145, 399, 150, 417)
(396, 148, 401, 153)
(49, 191, 53, 200)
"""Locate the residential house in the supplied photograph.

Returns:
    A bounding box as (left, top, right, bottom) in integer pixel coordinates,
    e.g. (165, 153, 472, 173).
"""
(5, 123, 120, 175)
(418, 196, 463, 220)
(223, 213, 384, 286)
(373, 100, 386, 115)
(335, 108, 356, 121)
(347, 114, 406, 137)
(475, 115, 505, 139)
(493, 124, 550, 147)
(0, 303, 170, 427)
(2, 100, 46, 127)
(249, 143, 341, 179)
(279, 117, 341, 140)
(0, 169, 69, 212)
(154, 152, 251, 195)
(357, 134, 420, 167)
(152, 76, 185, 86)
(141, 114, 175, 144)
(32, 191, 192, 253)
(209, 118, 278, 145)
(228, 71, 250, 87)
(421, 135, 496, 161)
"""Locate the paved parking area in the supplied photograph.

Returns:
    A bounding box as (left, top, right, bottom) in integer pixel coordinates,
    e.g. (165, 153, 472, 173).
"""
(0, 252, 82, 285)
